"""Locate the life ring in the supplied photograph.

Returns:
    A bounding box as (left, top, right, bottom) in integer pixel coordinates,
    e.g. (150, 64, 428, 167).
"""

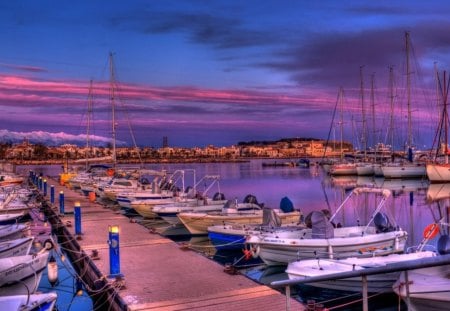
(250, 244, 260, 258)
(423, 223, 439, 239)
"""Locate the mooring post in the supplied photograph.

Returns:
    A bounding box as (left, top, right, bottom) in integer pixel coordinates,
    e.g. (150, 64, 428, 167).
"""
(74, 202, 82, 236)
(108, 225, 123, 278)
(50, 185, 55, 204)
(43, 179, 47, 196)
(362, 275, 368, 311)
(38, 176, 42, 191)
(59, 191, 65, 215)
(285, 285, 291, 311)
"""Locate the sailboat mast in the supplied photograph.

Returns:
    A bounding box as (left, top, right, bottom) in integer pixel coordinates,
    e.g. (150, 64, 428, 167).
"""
(370, 73, 376, 150)
(388, 66, 395, 154)
(339, 87, 344, 160)
(86, 79, 94, 170)
(360, 66, 367, 159)
(444, 71, 448, 164)
(405, 31, 412, 153)
(109, 52, 117, 167)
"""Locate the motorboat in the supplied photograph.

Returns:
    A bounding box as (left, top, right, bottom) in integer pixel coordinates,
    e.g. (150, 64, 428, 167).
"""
(286, 251, 436, 293)
(0, 250, 51, 296)
(0, 292, 57, 311)
(245, 187, 408, 266)
(179, 196, 301, 235)
(153, 195, 227, 225)
(0, 237, 34, 259)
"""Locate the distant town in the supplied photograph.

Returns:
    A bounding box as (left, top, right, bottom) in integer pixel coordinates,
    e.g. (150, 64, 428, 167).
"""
(0, 138, 354, 164)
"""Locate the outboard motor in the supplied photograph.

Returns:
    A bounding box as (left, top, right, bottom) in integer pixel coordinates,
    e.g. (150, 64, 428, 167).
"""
(213, 192, 226, 201)
(279, 196, 294, 213)
(243, 194, 259, 205)
(223, 199, 234, 209)
(437, 235, 450, 255)
(262, 208, 282, 227)
(374, 212, 395, 233)
(311, 211, 334, 239)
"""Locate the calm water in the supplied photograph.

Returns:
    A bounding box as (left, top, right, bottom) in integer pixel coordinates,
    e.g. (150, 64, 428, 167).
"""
(20, 159, 442, 310)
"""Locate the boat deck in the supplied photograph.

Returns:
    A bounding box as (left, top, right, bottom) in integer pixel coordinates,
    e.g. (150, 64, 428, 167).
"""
(39, 177, 305, 310)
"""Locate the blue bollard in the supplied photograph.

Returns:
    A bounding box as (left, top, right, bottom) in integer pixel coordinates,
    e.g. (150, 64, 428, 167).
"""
(43, 179, 47, 196)
(50, 185, 55, 204)
(38, 177, 42, 191)
(108, 225, 123, 278)
(74, 202, 82, 235)
(59, 191, 65, 215)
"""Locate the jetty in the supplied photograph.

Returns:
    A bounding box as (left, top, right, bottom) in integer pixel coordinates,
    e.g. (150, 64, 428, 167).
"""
(35, 175, 305, 310)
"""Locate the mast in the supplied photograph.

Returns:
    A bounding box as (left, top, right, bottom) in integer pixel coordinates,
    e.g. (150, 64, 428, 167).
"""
(109, 52, 117, 167)
(444, 71, 448, 164)
(388, 66, 395, 156)
(360, 66, 367, 160)
(370, 73, 376, 150)
(339, 87, 344, 160)
(86, 79, 94, 170)
(405, 31, 413, 161)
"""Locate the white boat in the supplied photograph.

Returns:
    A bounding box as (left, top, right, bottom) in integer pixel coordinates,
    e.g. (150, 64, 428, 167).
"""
(393, 235, 450, 311)
(328, 162, 357, 176)
(245, 187, 408, 266)
(0, 250, 50, 296)
(381, 162, 426, 179)
(286, 251, 436, 293)
(0, 173, 24, 187)
(355, 163, 375, 176)
(153, 195, 228, 225)
(0, 237, 34, 258)
(0, 292, 57, 311)
(178, 197, 301, 235)
(0, 224, 28, 242)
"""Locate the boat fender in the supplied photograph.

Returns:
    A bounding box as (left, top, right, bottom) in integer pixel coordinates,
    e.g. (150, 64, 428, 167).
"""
(438, 235, 450, 255)
(43, 239, 54, 251)
(250, 244, 260, 258)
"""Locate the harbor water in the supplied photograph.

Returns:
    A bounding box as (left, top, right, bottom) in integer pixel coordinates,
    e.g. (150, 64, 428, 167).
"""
(19, 158, 437, 310)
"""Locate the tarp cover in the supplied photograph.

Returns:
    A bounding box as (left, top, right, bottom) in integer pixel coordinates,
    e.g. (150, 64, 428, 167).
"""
(280, 196, 294, 213)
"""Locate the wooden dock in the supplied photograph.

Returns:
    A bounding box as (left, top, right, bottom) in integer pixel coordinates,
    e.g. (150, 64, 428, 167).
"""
(38, 176, 305, 311)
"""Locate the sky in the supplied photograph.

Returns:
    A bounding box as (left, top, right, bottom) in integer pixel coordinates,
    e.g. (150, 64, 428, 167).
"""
(1, 1, 450, 148)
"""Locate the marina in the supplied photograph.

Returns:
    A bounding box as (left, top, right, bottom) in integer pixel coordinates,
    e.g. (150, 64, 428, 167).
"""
(0, 159, 443, 310)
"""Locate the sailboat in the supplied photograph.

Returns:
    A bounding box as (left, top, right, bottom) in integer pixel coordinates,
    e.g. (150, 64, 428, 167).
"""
(381, 32, 426, 179)
(426, 70, 450, 182)
(328, 87, 358, 176)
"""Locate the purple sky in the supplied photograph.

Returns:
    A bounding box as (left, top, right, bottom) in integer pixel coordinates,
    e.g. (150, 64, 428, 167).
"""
(0, 1, 449, 148)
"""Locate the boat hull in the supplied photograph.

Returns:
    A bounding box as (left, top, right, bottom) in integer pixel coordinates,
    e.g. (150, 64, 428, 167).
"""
(246, 227, 408, 266)
(426, 163, 450, 182)
(394, 264, 450, 311)
(179, 210, 301, 235)
(381, 163, 426, 178)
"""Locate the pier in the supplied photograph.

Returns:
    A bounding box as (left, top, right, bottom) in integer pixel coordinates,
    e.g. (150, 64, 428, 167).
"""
(36, 175, 305, 310)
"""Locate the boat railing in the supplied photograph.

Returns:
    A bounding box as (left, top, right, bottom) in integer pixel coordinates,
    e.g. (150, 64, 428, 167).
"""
(270, 253, 450, 311)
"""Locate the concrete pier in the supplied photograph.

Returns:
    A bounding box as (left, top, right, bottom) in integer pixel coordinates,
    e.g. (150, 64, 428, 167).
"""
(39, 177, 305, 311)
